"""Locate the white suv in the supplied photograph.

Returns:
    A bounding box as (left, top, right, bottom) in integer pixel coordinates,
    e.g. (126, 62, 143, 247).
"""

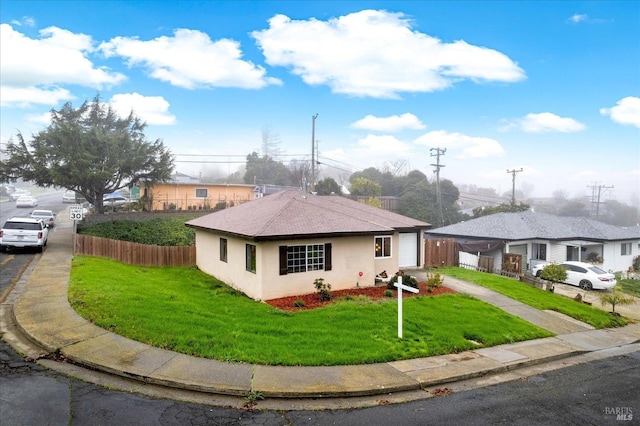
(0, 217, 49, 252)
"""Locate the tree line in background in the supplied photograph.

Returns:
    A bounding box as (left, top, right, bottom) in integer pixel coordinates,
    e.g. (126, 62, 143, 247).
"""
(0, 95, 637, 227)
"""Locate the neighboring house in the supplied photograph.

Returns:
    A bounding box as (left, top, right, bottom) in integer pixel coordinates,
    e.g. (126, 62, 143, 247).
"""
(425, 211, 640, 273)
(138, 173, 258, 211)
(185, 190, 430, 301)
(254, 184, 301, 197)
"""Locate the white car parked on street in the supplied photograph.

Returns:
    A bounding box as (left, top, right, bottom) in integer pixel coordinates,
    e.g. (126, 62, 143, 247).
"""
(0, 217, 49, 252)
(30, 209, 56, 228)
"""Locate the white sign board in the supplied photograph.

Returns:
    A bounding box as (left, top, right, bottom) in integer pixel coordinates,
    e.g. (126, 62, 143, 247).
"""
(394, 276, 419, 338)
(69, 205, 84, 221)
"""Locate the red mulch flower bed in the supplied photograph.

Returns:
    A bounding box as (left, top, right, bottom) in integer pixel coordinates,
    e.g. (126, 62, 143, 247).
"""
(265, 283, 457, 312)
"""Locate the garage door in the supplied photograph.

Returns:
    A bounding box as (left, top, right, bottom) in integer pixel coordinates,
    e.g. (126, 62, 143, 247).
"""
(399, 233, 418, 268)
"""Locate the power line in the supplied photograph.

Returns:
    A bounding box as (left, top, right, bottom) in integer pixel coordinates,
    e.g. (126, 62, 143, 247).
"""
(316, 160, 356, 175)
(317, 155, 365, 172)
(174, 153, 309, 158)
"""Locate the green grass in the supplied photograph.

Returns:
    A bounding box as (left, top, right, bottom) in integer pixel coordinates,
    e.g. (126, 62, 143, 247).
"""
(69, 256, 553, 366)
(617, 278, 640, 298)
(439, 267, 627, 329)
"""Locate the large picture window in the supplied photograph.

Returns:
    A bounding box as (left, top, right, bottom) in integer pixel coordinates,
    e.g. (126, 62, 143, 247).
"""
(374, 236, 391, 258)
(279, 243, 332, 275)
(220, 238, 227, 262)
(246, 244, 256, 273)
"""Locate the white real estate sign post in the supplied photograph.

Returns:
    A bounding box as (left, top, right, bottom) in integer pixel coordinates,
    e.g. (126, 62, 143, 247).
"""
(394, 276, 419, 338)
(69, 205, 84, 255)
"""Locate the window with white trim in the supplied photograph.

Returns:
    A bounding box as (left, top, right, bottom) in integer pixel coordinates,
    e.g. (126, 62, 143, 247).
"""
(375, 236, 391, 258)
(621, 242, 632, 256)
(288, 244, 324, 273)
(195, 188, 208, 198)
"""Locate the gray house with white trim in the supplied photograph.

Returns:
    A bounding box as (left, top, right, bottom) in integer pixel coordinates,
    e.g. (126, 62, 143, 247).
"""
(426, 211, 640, 273)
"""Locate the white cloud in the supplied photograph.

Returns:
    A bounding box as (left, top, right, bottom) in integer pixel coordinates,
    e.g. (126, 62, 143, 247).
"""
(99, 29, 281, 90)
(319, 136, 414, 173)
(0, 24, 126, 107)
(252, 10, 525, 99)
(25, 111, 54, 125)
(414, 130, 505, 159)
(600, 97, 640, 128)
(568, 14, 588, 23)
(355, 134, 411, 156)
(109, 93, 176, 126)
(501, 112, 586, 133)
(350, 113, 425, 132)
(10, 16, 36, 27)
(0, 86, 74, 108)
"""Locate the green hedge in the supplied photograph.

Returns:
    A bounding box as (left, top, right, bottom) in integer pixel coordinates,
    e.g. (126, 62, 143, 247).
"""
(78, 217, 196, 246)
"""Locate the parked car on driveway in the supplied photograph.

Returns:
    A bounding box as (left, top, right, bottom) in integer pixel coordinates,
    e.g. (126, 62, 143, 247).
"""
(0, 217, 49, 252)
(16, 195, 38, 207)
(30, 209, 56, 228)
(533, 261, 616, 291)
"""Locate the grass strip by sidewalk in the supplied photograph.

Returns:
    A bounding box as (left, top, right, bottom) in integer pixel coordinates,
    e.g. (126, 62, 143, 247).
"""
(69, 256, 553, 366)
(617, 278, 640, 298)
(439, 267, 627, 329)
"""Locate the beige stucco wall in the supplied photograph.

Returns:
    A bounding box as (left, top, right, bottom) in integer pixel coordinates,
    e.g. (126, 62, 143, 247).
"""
(194, 230, 405, 301)
(141, 184, 256, 211)
(194, 230, 263, 300)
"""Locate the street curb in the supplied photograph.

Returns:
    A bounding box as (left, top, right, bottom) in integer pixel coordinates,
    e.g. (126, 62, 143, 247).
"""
(4, 210, 640, 400)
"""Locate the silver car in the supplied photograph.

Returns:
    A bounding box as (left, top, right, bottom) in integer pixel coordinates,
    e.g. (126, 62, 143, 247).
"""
(30, 209, 56, 228)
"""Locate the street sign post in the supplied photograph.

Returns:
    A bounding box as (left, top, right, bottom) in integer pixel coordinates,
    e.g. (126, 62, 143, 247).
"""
(69, 205, 84, 255)
(394, 276, 419, 338)
(69, 205, 84, 221)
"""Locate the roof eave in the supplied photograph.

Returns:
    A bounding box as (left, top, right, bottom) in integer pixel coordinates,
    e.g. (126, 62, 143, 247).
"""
(186, 224, 397, 242)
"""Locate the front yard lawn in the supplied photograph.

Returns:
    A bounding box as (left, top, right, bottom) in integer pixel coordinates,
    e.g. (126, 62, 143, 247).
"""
(69, 256, 553, 366)
(438, 267, 627, 329)
(617, 278, 640, 298)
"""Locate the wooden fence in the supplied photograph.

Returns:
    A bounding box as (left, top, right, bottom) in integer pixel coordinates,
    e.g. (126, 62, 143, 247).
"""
(424, 238, 457, 267)
(75, 234, 196, 267)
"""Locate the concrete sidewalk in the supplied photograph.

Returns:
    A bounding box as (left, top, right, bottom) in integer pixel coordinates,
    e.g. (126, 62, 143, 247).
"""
(2, 212, 639, 400)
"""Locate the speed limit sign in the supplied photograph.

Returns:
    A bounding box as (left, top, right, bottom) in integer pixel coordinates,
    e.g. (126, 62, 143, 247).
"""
(69, 205, 84, 221)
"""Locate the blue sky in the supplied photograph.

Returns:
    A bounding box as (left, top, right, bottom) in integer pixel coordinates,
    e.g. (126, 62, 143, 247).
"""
(1, 1, 639, 203)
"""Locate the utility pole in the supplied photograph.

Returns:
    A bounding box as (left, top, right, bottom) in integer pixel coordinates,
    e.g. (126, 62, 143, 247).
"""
(587, 183, 614, 218)
(506, 168, 523, 204)
(311, 114, 318, 192)
(430, 148, 446, 227)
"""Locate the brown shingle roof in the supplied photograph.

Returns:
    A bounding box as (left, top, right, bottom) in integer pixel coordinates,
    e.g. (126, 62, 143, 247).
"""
(185, 190, 430, 241)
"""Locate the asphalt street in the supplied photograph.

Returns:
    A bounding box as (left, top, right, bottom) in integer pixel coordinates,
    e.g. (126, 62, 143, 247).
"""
(2, 192, 639, 424)
(0, 191, 66, 300)
(2, 337, 638, 425)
